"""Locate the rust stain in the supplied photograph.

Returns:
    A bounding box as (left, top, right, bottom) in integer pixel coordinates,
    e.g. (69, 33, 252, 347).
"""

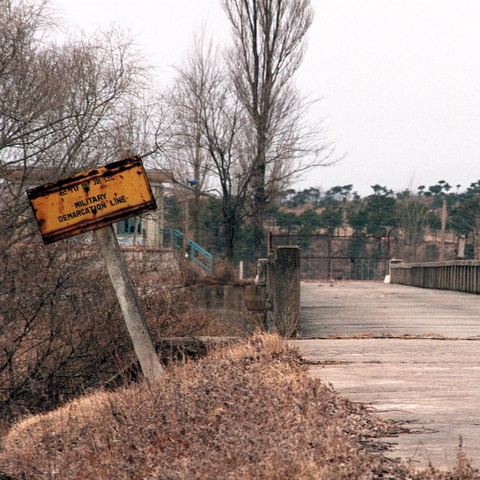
(27, 156, 156, 244)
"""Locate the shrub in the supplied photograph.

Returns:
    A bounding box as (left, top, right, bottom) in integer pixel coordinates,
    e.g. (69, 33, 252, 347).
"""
(0, 239, 221, 426)
(1, 334, 478, 479)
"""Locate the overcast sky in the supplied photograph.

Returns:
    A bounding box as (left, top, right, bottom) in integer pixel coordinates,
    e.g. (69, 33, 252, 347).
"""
(52, 0, 480, 197)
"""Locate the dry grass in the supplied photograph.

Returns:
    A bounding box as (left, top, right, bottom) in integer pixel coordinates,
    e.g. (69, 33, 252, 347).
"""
(1, 333, 478, 479)
(178, 259, 252, 287)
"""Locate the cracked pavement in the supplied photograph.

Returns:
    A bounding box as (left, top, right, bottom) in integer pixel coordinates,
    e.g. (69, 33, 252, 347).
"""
(297, 281, 480, 470)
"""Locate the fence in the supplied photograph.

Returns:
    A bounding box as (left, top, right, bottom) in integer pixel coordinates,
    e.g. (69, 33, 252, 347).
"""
(390, 260, 480, 294)
(301, 257, 387, 281)
(269, 232, 390, 281)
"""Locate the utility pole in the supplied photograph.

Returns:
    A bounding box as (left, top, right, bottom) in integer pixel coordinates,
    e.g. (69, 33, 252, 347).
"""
(440, 199, 447, 261)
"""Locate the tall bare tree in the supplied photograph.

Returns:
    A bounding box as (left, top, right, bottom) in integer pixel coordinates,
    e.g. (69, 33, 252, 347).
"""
(165, 32, 215, 243)
(170, 33, 253, 261)
(222, 0, 330, 257)
(0, 0, 154, 247)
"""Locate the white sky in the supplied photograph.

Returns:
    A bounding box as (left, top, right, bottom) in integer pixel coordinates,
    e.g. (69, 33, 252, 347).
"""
(52, 0, 480, 197)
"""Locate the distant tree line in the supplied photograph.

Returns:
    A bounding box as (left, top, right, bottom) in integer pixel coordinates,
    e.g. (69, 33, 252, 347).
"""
(164, 179, 480, 265)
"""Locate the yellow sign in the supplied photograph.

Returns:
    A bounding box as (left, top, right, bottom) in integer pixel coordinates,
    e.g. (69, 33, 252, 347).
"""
(27, 156, 157, 244)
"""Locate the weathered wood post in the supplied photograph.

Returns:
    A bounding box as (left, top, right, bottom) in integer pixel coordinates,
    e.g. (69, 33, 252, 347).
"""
(94, 225, 165, 383)
(27, 157, 165, 384)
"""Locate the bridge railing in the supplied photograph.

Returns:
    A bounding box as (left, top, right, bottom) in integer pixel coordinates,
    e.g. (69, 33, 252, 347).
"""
(161, 228, 213, 273)
(390, 260, 480, 294)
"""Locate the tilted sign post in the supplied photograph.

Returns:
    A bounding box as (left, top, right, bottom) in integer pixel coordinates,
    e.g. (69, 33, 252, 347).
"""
(27, 156, 165, 383)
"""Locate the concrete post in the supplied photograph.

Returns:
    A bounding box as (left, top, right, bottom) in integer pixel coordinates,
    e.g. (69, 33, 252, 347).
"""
(266, 246, 300, 337)
(255, 259, 268, 286)
(458, 235, 466, 259)
(142, 182, 164, 248)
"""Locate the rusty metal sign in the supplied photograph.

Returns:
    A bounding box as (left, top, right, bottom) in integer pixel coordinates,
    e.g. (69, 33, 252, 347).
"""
(27, 156, 157, 244)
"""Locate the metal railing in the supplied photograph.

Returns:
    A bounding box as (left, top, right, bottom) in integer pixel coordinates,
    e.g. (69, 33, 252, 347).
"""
(269, 231, 390, 281)
(162, 228, 213, 273)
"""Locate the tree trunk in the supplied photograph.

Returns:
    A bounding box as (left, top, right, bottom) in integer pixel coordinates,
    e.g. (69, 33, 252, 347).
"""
(253, 140, 268, 259)
(223, 208, 239, 263)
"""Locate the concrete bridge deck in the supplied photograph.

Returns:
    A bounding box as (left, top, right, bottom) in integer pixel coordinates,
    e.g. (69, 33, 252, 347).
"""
(298, 281, 480, 470)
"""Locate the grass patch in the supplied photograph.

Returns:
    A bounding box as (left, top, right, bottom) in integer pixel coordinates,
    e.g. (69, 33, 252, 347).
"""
(0, 334, 478, 479)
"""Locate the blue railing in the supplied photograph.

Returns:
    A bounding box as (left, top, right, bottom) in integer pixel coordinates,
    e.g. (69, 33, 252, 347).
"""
(162, 229, 213, 273)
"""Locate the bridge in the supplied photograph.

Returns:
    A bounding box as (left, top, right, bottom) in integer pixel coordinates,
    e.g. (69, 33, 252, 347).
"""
(298, 280, 480, 470)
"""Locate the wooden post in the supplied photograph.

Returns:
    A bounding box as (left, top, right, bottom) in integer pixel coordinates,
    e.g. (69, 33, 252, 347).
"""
(94, 225, 164, 384)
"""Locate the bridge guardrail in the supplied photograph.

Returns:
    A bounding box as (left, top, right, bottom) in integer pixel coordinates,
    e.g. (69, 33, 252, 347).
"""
(161, 228, 213, 273)
(390, 260, 480, 294)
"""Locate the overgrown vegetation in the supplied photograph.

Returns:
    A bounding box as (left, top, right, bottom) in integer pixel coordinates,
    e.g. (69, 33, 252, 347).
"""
(0, 334, 478, 479)
(0, 2, 479, 476)
(0, 238, 230, 427)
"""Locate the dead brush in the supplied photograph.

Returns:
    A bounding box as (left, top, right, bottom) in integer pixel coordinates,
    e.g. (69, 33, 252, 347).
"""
(204, 260, 240, 284)
(2, 332, 460, 480)
(0, 240, 224, 427)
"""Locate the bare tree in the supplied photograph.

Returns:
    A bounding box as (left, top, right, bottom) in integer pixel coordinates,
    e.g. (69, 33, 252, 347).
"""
(0, 0, 154, 247)
(170, 33, 253, 261)
(110, 90, 175, 164)
(222, 0, 331, 258)
(397, 196, 429, 261)
(166, 2, 332, 261)
(0, 0, 171, 414)
(165, 32, 215, 243)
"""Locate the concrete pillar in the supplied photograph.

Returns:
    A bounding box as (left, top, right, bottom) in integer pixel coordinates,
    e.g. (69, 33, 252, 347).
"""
(255, 258, 268, 286)
(266, 246, 300, 337)
(389, 259, 403, 284)
(142, 182, 164, 248)
(458, 235, 466, 259)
